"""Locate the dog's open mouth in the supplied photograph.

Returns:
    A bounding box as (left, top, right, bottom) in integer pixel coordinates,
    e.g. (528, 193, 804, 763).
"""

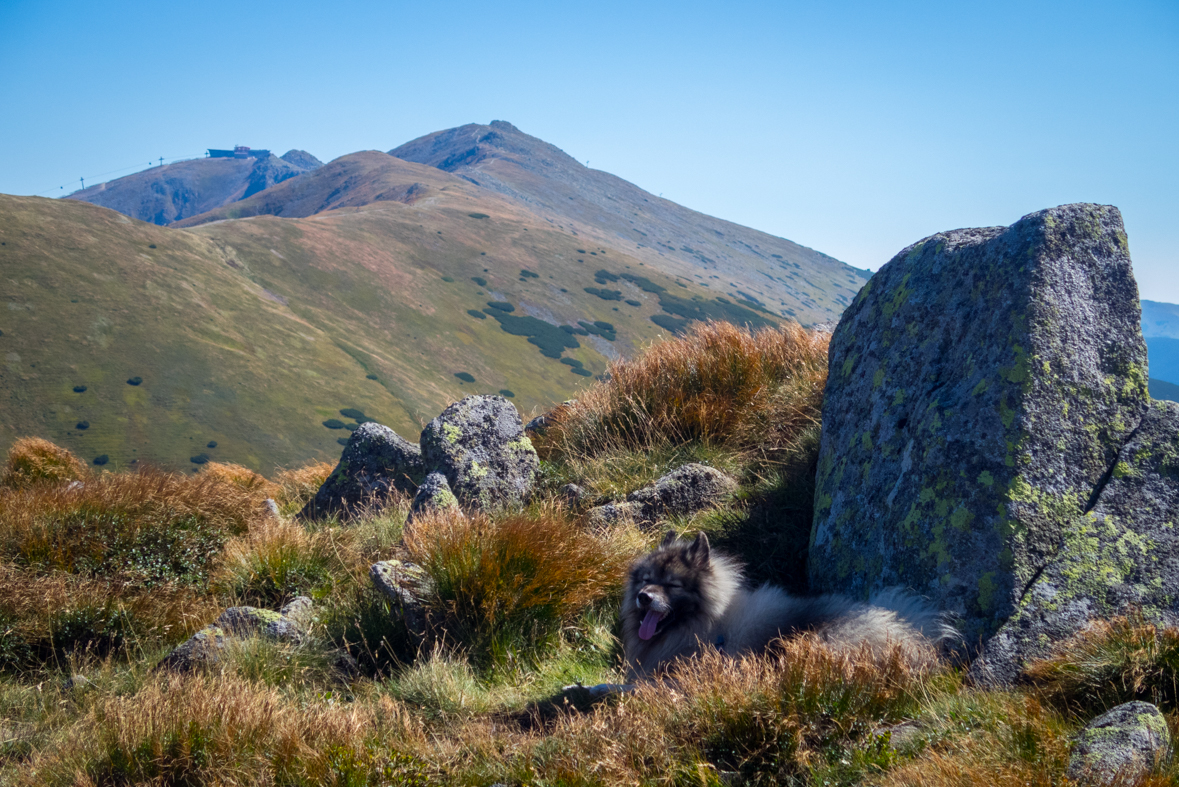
(638, 610, 666, 640)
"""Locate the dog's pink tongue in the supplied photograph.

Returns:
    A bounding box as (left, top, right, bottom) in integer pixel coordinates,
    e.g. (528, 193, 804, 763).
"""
(638, 610, 664, 641)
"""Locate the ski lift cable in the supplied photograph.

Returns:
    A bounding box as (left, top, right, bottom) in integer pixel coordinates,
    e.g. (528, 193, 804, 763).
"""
(33, 152, 207, 197)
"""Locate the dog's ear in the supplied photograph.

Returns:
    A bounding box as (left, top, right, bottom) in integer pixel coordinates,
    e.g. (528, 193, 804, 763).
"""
(686, 531, 710, 566)
(660, 529, 678, 548)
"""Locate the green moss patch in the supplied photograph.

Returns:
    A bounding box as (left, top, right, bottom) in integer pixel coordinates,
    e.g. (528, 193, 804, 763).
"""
(73, 385, 86, 393)
(340, 408, 366, 421)
(93, 455, 108, 466)
(520, 269, 539, 279)
(126, 376, 143, 386)
(654, 292, 775, 332)
(594, 270, 620, 283)
(322, 419, 346, 430)
(468, 212, 489, 219)
(499, 389, 515, 398)
(190, 454, 210, 465)
(621, 273, 666, 293)
(206, 441, 217, 448)
(625, 299, 642, 307)
(560, 358, 584, 368)
(76, 421, 89, 430)
(471, 277, 487, 287)
(454, 372, 476, 383)
(578, 321, 616, 341)
(467, 309, 488, 319)
(571, 367, 593, 377)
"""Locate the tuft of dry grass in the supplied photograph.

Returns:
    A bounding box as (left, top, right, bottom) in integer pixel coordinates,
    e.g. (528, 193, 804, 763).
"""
(213, 515, 344, 608)
(273, 461, 335, 517)
(1026, 613, 1179, 716)
(200, 461, 280, 501)
(404, 504, 638, 668)
(542, 320, 829, 460)
(0, 438, 88, 490)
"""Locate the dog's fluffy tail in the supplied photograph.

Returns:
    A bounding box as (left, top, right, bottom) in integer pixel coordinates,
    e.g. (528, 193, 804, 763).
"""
(866, 586, 961, 649)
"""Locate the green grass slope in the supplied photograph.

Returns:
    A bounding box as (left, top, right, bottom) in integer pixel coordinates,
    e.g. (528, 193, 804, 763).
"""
(0, 186, 777, 472)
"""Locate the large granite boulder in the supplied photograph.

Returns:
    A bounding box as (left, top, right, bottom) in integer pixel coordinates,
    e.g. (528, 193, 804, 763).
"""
(975, 399, 1179, 681)
(419, 395, 538, 512)
(299, 422, 425, 521)
(809, 204, 1149, 650)
(1067, 702, 1171, 785)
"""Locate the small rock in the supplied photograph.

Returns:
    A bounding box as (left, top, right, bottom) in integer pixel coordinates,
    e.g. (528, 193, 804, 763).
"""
(299, 422, 425, 521)
(525, 399, 576, 435)
(370, 560, 430, 644)
(559, 483, 586, 505)
(279, 596, 315, 628)
(419, 395, 539, 512)
(263, 498, 281, 518)
(406, 471, 461, 526)
(63, 674, 93, 691)
(156, 605, 306, 672)
(586, 464, 737, 528)
(1067, 701, 1172, 785)
(156, 625, 229, 672)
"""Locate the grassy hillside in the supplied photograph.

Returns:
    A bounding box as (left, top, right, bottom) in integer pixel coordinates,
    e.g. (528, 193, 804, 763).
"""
(0, 187, 781, 472)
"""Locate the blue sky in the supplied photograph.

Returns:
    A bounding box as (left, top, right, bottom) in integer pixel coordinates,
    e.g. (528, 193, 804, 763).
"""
(2, 0, 1176, 301)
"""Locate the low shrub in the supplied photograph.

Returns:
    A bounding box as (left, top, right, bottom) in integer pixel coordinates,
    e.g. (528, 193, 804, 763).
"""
(189, 454, 209, 465)
(126, 377, 142, 386)
(93, 455, 109, 466)
(0, 468, 260, 587)
(594, 270, 620, 283)
(467, 309, 487, 319)
(404, 505, 634, 669)
(76, 421, 89, 430)
(486, 301, 514, 312)
(560, 358, 584, 368)
(339, 408, 366, 421)
(73, 385, 87, 393)
(498, 389, 515, 398)
(441, 276, 455, 282)
(520, 269, 539, 278)
(206, 440, 217, 448)
(454, 372, 476, 383)
(471, 276, 487, 287)
(322, 419, 345, 429)
(584, 287, 622, 301)
(1, 438, 87, 490)
(485, 310, 580, 359)
(625, 299, 642, 307)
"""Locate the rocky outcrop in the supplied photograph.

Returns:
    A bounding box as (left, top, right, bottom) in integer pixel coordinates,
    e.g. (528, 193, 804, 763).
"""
(406, 471, 461, 525)
(809, 204, 1150, 653)
(299, 422, 425, 521)
(156, 599, 312, 672)
(420, 395, 539, 512)
(1067, 702, 1171, 785)
(586, 463, 737, 527)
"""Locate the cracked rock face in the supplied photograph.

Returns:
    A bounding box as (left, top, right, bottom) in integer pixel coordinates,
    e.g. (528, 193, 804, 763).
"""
(1066, 701, 1172, 785)
(299, 422, 425, 521)
(975, 400, 1179, 682)
(419, 395, 538, 512)
(810, 204, 1149, 652)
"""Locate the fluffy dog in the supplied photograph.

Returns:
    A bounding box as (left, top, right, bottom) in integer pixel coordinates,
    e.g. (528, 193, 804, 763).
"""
(622, 531, 955, 679)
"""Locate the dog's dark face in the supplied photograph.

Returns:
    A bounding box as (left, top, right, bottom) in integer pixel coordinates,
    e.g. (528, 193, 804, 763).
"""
(627, 531, 711, 641)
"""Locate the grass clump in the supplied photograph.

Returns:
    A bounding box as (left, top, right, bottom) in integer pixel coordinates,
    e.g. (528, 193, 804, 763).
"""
(1025, 612, 1179, 716)
(544, 320, 828, 458)
(212, 516, 342, 608)
(1, 438, 88, 490)
(404, 505, 635, 669)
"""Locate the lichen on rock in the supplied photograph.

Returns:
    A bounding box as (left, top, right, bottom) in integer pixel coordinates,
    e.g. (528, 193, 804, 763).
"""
(810, 204, 1149, 653)
(419, 395, 538, 512)
(299, 422, 425, 521)
(1066, 701, 1172, 785)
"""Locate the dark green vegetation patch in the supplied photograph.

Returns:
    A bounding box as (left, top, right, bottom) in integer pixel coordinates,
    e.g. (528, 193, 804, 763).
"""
(625, 299, 642, 307)
(126, 377, 142, 386)
(471, 277, 487, 287)
(454, 372, 476, 383)
(190, 454, 210, 465)
(486, 301, 515, 313)
(651, 313, 691, 334)
(484, 309, 581, 359)
(206, 441, 217, 448)
(578, 321, 616, 341)
(339, 408, 366, 421)
(652, 292, 775, 334)
(571, 367, 593, 377)
(337, 437, 350, 445)
(322, 419, 346, 430)
(441, 276, 455, 283)
(76, 421, 89, 430)
(594, 270, 620, 283)
(467, 212, 489, 219)
(498, 389, 515, 398)
(560, 358, 584, 368)
(520, 269, 539, 278)
(621, 272, 666, 293)
(93, 455, 108, 466)
(467, 309, 488, 319)
(366, 373, 379, 380)
(584, 287, 622, 301)
(73, 385, 86, 393)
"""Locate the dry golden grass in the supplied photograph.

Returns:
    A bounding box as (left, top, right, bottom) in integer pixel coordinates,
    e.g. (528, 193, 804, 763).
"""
(200, 461, 280, 500)
(404, 504, 639, 667)
(17, 673, 432, 787)
(0, 438, 88, 490)
(1026, 613, 1179, 716)
(542, 320, 829, 460)
(213, 515, 346, 608)
(273, 461, 334, 516)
